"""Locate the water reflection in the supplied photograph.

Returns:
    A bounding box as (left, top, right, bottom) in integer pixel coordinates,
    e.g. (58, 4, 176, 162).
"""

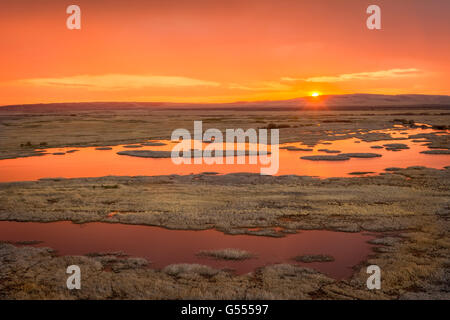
(0, 221, 376, 279)
(0, 127, 448, 182)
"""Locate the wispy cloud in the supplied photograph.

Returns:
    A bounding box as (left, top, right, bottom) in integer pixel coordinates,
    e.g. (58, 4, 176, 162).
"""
(283, 68, 422, 83)
(19, 74, 220, 90)
(280, 77, 300, 82)
(228, 81, 291, 91)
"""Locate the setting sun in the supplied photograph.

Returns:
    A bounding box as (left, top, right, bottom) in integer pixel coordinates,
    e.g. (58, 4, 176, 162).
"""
(311, 92, 320, 97)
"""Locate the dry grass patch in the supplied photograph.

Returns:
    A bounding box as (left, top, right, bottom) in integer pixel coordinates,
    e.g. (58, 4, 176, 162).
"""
(163, 263, 221, 277)
(197, 248, 255, 260)
(293, 254, 335, 263)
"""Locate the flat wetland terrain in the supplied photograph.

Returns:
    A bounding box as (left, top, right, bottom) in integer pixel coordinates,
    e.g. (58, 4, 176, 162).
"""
(0, 104, 449, 299)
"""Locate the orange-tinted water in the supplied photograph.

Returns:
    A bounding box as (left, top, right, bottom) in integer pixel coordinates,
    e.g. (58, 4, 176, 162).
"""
(0, 221, 376, 279)
(0, 127, 448, 182)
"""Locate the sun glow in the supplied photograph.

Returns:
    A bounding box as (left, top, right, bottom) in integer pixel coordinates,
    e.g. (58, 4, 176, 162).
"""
(311, 92, 320, 97)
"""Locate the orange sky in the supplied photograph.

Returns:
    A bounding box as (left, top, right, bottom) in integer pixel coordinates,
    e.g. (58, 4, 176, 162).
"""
(1, 0, 449, 105)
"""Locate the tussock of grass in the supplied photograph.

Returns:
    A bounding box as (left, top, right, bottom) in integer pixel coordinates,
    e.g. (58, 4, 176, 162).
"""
(293, 254, 335, 263)
(101, 184, 119, 189)
(163, 263, 220, 276)
(197, 248, 255, 261)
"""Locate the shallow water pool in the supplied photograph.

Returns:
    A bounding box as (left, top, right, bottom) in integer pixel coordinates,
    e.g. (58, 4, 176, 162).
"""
(0, 221, 377, 279)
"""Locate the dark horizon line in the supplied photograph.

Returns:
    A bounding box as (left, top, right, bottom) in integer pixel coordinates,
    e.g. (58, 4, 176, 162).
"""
(2, 93, 450, 110)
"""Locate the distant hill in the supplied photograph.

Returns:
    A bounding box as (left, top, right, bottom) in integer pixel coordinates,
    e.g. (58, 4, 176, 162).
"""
(1, 94, 450, 113)
(241, 94, 450, 108)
